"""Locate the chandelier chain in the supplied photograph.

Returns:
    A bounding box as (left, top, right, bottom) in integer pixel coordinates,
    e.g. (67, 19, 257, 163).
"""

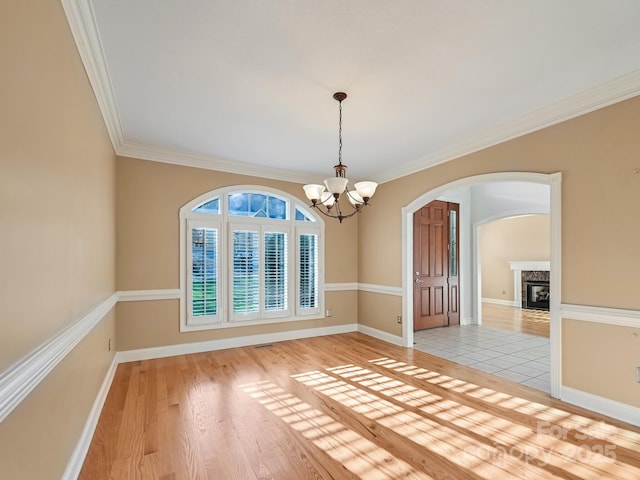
(338, 99, 343, 166)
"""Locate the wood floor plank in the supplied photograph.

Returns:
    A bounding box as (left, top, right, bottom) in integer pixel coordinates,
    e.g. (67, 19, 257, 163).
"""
(79, 333, 640, 479)
(482, 303, 550, 337)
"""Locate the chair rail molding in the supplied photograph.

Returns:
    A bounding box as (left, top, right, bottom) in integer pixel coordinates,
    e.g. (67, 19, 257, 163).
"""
(560, 303, 640, 328)
(0, 293, 118, 423)
(118, 289, 181, 302)
(358, 283, 403, 296)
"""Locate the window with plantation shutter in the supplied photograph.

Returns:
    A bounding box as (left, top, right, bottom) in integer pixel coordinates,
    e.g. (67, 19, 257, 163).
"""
(264, 231, 287, 313)
(298, 233, 318, 311)
(187, 220, 220, 325)
(231, 228, 260, 318)
(180, 187, 323, 331)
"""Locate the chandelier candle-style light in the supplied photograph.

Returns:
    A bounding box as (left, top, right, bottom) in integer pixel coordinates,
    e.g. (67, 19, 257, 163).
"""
(303, 92, 377, 223)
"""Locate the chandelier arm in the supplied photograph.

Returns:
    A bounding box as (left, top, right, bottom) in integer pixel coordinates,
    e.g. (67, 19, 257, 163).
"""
(308, 200, 367, 223)
(345, 189, 364, 205)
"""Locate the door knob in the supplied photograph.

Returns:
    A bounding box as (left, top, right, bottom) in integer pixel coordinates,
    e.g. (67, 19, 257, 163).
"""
(415, 278, 423, 283)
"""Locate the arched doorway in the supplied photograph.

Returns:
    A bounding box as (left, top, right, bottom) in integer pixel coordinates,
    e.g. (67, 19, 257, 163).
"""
(401, 172, 562, 398)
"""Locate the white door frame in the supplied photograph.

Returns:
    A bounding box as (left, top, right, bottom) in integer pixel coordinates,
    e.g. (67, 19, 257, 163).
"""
(401, 171, 562, 398)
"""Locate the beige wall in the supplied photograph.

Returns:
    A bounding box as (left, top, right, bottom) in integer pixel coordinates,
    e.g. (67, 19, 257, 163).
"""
(358, 96, 640, 406)
(0, 312, 116, 478)
(358, 291, 402, 337)
(0, 1, 116, 478)
(116, 157, 358, 349)
(480, 215, 550, 301)
(359, 96, 640, 309)
(563, 319, 640, 407)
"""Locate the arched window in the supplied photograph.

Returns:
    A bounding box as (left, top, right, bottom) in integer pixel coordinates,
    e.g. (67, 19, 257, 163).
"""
(179, 186, 324, 331)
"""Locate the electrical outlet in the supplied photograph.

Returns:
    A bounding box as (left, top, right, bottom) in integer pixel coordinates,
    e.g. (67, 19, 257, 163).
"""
(397, 315, 402, 324)
(326, 309, 332, 317)
(108, 338, 112, 351)
(636, 367, 640, 383)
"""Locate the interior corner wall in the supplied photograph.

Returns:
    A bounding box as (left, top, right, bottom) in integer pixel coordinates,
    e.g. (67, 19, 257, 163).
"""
(357, 95, 640, 407)
(480, 215, 551, 302)
(115, 157, 359, 351)
(0, 1, 117, 478)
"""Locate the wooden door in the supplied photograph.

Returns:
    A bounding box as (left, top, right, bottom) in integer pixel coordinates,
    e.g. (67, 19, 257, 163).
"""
(413, 200, 460, 331)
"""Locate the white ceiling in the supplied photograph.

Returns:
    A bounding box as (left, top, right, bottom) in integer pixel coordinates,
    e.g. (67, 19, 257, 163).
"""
(65, 0, 640, 183)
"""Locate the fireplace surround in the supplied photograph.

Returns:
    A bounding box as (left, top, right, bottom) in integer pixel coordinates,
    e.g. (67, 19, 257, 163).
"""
(509, 261, 550, 310)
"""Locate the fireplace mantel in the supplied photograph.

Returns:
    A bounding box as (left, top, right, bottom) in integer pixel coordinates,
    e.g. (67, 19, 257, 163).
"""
(509, 261, 550, 307)
(509, 261, 550, 272)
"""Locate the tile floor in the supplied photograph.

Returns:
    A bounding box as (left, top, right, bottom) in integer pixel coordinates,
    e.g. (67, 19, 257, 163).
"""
(413, 325, 550, 394)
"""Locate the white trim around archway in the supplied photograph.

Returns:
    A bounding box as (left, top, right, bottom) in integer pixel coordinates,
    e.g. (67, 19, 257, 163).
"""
(401, 172, 562, 398)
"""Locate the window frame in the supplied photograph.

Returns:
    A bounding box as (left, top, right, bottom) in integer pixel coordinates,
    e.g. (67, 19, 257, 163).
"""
(180, 185, 324, 332)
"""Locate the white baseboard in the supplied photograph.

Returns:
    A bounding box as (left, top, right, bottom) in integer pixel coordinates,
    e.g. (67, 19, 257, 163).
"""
(460, 316, 475, 326)
(560, 385, 640, 427)
(482, 297, 519, 307)
(62, 322, 356, 476)
(62, 357, 118, 480)
(116, 323, 358, 363)
(357, 324, 404, 346)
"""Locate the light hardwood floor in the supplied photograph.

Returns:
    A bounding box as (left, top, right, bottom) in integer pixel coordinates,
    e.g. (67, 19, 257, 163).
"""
(482, 303, 550, 337)
(80, 333, 640, 479)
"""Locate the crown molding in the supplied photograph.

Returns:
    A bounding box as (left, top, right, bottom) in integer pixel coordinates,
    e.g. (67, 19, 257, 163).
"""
(61, 0, 125, 149)
(117, 142, 318, 185)
(373, 71, 640, 184)
(61, 1, 317, 185)
(63, 1, 640, 186)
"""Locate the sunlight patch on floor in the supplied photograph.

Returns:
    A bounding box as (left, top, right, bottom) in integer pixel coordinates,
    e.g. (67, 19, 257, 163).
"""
(369, 358, 640, 466)
(325, 364, 636, 479)
(293, 370, 555, 479)
(241, 380, 434, 480)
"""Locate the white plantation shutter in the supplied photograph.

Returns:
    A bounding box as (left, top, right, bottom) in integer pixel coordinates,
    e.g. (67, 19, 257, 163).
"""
(182, 187, 323, 330)
(264, 230, 288, 314)
(231, 227, 260, 319)
(298, 232, 319, 313)
(187, 220, 220, 324)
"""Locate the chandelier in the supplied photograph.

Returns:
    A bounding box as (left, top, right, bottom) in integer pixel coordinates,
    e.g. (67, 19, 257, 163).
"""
(303, 92, 377, 223)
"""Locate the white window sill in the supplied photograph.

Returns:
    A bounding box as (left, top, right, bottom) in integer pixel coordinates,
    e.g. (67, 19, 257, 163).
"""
(180, 312, 325, 332)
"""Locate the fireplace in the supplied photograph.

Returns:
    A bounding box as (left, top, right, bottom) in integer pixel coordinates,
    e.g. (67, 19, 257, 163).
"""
(520, 269, 550, 311)
(509, 261, 550, 310)
(525, 281, 550, 310)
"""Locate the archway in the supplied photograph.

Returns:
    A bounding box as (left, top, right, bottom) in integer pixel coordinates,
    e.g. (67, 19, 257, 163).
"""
(401, 172, 562, 398)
